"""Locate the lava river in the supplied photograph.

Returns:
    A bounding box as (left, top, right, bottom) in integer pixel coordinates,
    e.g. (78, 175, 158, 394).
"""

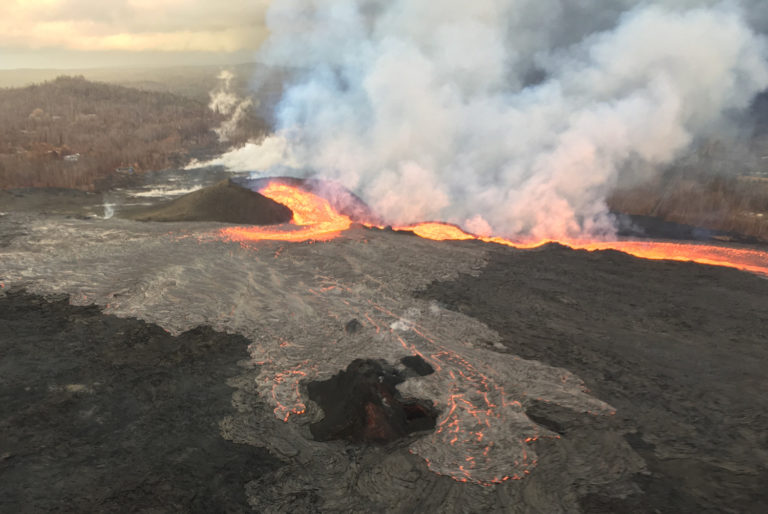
(222, 181, 768, 278)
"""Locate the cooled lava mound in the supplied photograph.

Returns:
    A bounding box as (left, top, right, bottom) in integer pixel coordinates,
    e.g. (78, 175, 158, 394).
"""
(307, 356, 439, 443)
(124, 179, 293, 224)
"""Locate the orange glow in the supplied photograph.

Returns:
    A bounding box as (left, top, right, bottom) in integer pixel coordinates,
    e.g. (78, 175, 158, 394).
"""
(222, 181, 768, 485)
(398, 222, 768, 277)
(219, 182, 768, 277)
(221, 182, 352, 243)
(572, 240, 768, 276)
(401, 222, 477, 241)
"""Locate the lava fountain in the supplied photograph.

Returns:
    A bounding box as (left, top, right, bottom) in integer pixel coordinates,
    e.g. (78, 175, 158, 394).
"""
(220, 181, 768, 277)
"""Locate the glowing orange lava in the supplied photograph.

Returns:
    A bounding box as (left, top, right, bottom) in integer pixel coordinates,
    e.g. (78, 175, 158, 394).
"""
(219, 181, 767, 486)
(401, 222, 477, 241)
(220, 182, 768, 277)
(570, 240, 768, 276)
(407, 226, 768, 277)
(221, 182, 352, 243)
(394, 221, 768, 276)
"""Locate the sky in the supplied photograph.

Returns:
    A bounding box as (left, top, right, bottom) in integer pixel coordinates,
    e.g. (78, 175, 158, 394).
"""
(0, 0, 270, 69)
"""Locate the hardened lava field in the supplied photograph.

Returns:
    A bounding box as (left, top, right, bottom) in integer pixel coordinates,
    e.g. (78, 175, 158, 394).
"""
(1, 190, 767, 512)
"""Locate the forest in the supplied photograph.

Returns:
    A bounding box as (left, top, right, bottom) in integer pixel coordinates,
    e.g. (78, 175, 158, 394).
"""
(0, 76, 267, 189)
(1, 73, 766, 241)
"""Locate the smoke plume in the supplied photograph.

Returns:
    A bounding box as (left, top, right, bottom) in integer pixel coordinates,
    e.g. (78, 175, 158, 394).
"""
(209, 70, 254, 143)
(216, 0, 768, 240)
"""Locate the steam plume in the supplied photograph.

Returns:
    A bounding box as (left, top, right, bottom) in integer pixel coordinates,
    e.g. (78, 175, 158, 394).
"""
(221, 1, 768, 240)
(209, 70, 253, 143)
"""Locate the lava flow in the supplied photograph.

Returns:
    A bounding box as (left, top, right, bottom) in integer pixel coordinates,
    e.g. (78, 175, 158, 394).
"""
(221, 182, 352, 243)
(406, 226, 768, 277)
(214, 181, 768, 486)
(220, 181, 768, 277)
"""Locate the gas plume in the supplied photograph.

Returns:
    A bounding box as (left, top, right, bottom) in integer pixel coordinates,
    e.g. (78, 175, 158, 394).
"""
(213, 1, 768, 240)
(209, 70, 254, 143)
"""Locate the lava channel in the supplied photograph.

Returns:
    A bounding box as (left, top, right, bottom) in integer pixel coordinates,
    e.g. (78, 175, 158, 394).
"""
(221, 182, 352, 243)
(222, 181, 768, 277)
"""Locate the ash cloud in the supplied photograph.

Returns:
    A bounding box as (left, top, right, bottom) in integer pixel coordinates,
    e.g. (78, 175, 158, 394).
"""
(221, 0, 768, 240)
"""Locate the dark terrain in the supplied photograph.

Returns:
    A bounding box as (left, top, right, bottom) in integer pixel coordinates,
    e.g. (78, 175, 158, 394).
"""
(2, 184, 768, 512)
(418, 244, 768, 513)
(123, 179, 293, 224)
(307, 357, 439, 443)
(0, 291, 281, 512)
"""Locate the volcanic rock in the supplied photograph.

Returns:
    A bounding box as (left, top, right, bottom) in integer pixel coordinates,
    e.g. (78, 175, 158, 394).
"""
(4, 205, 768, 512)
(238, 176, 381, 224)
(124, 178, 293, 224)
(400, 355, 435, 376)
(344, 318, 363, 334)
(0, 290, 281, 511)
(307, 358, 439, 443)
(417, 245, 768, 513)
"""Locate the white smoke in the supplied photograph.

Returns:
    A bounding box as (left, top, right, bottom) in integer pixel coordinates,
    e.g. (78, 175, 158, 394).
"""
(219, 0, 768, 240)
(209, 70, 253, 143)
(188, 134, 300, 172)
(102, 202, 114, 220)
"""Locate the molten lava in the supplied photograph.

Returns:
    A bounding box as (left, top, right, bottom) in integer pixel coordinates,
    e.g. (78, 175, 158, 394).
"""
(221, 183, 352, 243)
(400, 223, 768, 276)
(216, 181, 767, 486)
(219, 181, 768, 277)
(570, 240, 768, 276)
(402, 222, 477, 241)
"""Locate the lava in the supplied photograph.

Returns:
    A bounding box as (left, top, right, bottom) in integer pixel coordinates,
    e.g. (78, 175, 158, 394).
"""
(400, 222, 477, 241)
(219, 181, 768, 277)
(220, 181, 768, 485)
(397, 221, 768, 276)
(572, 240, 768, 276)
(221, 182, 352, 243)
(450, 231, 768, 277)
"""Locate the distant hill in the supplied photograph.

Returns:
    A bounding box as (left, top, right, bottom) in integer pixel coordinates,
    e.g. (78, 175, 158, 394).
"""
(0, 63, 290, 117)
(0, 64, 241, 100)
(0, 76, 267, 190)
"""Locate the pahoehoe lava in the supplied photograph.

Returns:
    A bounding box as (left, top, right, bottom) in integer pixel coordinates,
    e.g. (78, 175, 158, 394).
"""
(0, 291, 281, 512)
(2, 198, 767, 511)
(416, 244, 768, 513)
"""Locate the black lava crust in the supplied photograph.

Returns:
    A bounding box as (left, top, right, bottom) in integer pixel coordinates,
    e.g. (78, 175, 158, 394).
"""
(307, 358, 438, 443)
(416, 244, 768, 513)
(124, 179, 293, 224)
(0, 291, 281, 512)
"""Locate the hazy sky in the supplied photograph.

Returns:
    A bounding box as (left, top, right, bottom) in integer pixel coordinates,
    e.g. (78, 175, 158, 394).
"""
(0, 0, 270, 69)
